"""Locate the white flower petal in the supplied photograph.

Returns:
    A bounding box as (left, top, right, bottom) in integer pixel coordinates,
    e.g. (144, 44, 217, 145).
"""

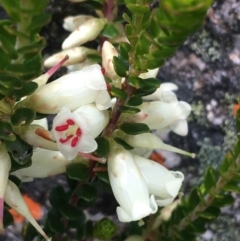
(58, 141, 79, 160)
(95, 90, 112, 110)
(116, 207, 133, 222)
(170, 119, 188, 136)
(178, 101, 192, 119)
(77, 133, 97, 153)
(156, 197, 175, 207)
(160, 91, 178, 104)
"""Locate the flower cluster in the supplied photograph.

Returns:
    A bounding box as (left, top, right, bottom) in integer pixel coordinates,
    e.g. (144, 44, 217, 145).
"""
(108, 146, 184, 222)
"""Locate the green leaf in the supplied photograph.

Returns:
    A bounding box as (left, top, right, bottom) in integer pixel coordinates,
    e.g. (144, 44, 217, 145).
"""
(0, 73, 22, 90)
(187, 187, 201, 212)
(47, 214, 65, 234)
(198, 206, 220, 220)
(144, 77, 160, 89)
(75, 184, 98, 202)
(0, 121, 15, 141)
(120, 123, 150, 135)
(204, 167, 218, 192)
(17, 37, 46, 55)
(11, 108, 36, 126)
(87, 54, 102, 63)
(127, 3, 150, 14)
(114, 137, 134, 150)
(0, 33, 18, 59)
(66, 163, 89, 181)
(5, 134, 33, 165)
(13, 82, 38, 99)
(101, 24, 119, 38)
(49, 186, 66, 208)
(77, 198, 96, 209)
(84, 220, 93, 238)
(93, 218, 117, 240)
(127, 76, 145, 88)
(3, 209, 14, 228)
(96, 167, 110, 184)
(60, 204, 84, 220)
(118, 106, 140, 114)
(22, 223, 38, 241)
(127, 96, 143, 106)
(118, 42, 131, 61)
(109, 86, 127, 100)
(113, 56, 128, 77)
(211, 194, 235, 207)
(122, 13, 132, 24)
(68, 213, 86, 229)
(95, 137, 110, 157)
(222, 180, 240, 192)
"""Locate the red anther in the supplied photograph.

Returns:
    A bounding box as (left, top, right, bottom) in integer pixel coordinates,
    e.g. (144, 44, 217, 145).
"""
(55, 124, 69, 131)
(59, 134, 73, 143)
(101, 68, 106, 75)
(76, 127, 82, 137)
(67, 119, 75, 125)
(106, 83, 111, 90)
(71, 137, 79, 147)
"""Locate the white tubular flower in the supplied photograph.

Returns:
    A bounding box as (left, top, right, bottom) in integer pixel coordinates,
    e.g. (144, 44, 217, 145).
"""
(5, 181, 51, 241)
(143, 83, 178, 101)
(124, 235, 144, 241)
(12, 149, 85, 181)
(18, 125, 58, 151)
(0, 145, 11, 232)
(108, 147, 158, 222)
(63, 15, 93, 32)
(52, 104, 109, 160)
(127, 99, 191, 136)
(133, 154, 184, 206)
(66, 59, 95, 72)
(44, 47, 99, 67)
(102, 41, 121, 85)
(139, 68, 159, 79)
(19, 64, 111, 114)
(62, 18, 107, 49)
(32, 118, 48, 129)
(123, 133, 195, 158)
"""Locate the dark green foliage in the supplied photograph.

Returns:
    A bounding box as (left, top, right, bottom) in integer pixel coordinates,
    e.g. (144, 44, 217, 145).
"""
(3, 209, 14, 228)
(95, 137, 110, 157)
(114, 137, 134, 150)
(109, 86, 128, 100)
(102, 24, 120, 38)
(11, 108, 36, 126)
(66, 163, 89, 181)
(22, 223, 38, 241)
(120, 123, 150, 135)
(118, 106, 141, 114)
(75, 184, 98, 202)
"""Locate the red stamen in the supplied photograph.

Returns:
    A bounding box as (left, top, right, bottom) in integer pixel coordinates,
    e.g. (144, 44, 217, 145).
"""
(101, 67, 106, 75)
(55, 124, 69, 131)
(67, 119, 75, 125)
(59, 134, 73, 143)
(106, 83, 111, 90)
(76, 128, 82, 137)
(71, 137, 79, 147)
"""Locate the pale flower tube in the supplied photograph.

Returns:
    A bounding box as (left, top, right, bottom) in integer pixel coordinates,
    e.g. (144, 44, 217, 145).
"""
(44, 47, 99, 67)
(108, 147, 158, 222)
(133, 154, 184, 206)
(63, 15, 93, 32)
(126, 98, 191, 136)
(62, 18, 107, 49)
(19, 64, 111, 114)
(5, 180, 51, 241)
(12, 149, 85, 181)
(122, 132, 195, 158)
(0, 145, 11, 232)
(52, 104, 109, 160)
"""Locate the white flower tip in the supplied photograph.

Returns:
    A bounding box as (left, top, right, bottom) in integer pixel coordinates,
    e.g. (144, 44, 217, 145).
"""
(191, 153, 196, 158)
(99, 157, 107, 164)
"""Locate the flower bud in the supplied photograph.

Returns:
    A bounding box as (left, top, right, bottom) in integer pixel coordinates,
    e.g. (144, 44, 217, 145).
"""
(133, 154, 184, 206)
(44, 47, 99, 67)
(93, 218, 116, 240)
(102, 41, 120, 84)
(108, 147, 157, 222)
(62, 18, 107, 49)
(0, 145, 11, 232)
(5, 180, 51, 241)
(139, 68, 159, 79)
(63, 15, 93, 32)
(18, 64, 111, 114)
